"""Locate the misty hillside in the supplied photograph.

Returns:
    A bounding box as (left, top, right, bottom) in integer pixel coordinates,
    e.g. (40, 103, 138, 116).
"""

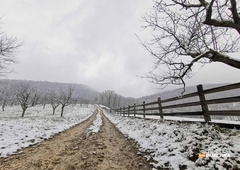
(0, 79, 99, 101)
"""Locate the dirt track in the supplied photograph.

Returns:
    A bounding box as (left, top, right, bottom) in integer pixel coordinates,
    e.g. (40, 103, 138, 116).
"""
(0, 108, 152, 170)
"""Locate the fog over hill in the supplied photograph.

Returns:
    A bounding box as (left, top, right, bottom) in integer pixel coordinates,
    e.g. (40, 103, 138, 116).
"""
(0, 79, 99, 101)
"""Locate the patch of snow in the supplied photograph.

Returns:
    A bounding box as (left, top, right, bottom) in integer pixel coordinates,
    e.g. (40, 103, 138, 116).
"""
(0, 105, 95, 157)
(136, 115, 240, 125)
(98, 104, 111, 111)
(104, 111, 240, 170)
(85, 111, 102, 137)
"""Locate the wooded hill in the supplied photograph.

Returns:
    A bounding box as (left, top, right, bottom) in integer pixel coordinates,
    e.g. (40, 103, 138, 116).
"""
(0, 79, 99, 101)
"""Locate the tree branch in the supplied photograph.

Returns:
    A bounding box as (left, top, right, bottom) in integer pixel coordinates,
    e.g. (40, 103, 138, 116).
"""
(230, 0, 240, 23)
(171, 0, 208, 8)
(139, 0, 240, 92)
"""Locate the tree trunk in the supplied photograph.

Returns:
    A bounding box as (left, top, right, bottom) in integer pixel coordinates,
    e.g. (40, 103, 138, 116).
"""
(61, 105, 65, 117)
(207, 50, 240, 69)
(21, 108, 27, 117)
(2, 105, 5, 112)
(53, 107, 56, 115)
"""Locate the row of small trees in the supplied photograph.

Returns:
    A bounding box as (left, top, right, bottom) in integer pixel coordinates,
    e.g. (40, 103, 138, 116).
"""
(98, 90, 136, 109)
(0, 83, 138, 117)
(0, 83, 80, 117)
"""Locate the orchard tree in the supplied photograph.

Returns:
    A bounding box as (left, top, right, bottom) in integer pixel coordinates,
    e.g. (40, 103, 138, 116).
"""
(48, 90, 60, 115)
(57, 86, 74, 117)
(15, 83, 40, 117)
(141, 0, 240, 91)
(0, 90, 9, 111)
(40, 93, 49, 109)
(0, 83, 13, 111)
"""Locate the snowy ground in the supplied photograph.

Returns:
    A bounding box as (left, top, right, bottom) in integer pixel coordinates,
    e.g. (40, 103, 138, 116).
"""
(104, 110, 240, 170)
(0, 105, 95, 157)
(135, 115, 240, 126)
(86, 110, 103, 137)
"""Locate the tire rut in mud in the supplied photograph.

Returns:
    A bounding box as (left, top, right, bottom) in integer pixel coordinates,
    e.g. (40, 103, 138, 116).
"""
(76, 109, 152, 170)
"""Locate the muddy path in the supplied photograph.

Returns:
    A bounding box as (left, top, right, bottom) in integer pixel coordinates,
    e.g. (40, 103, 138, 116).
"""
(0, 108, 152, 170)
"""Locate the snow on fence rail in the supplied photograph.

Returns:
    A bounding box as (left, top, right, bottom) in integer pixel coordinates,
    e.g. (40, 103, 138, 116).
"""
(112, 83, 240, 122)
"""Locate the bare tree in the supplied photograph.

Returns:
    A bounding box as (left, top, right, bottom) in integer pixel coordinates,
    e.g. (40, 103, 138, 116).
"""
(100, 90, 116, 108)
(140, 0, 240, 91)
(116, 95, 123, 108)
(76, 97, 86, 107)
(40, 93, 49, 109)
(57, 86, 74, 117)
(0, 20, 23, 77)
(48, 90, 59, 115)
(0, 90, 9, 111)
(105, 90, 116, 108)
(0, 82, 12, 111)
(112, 93, 118, 109)
(15, 83, 40, 117)
(99, 93, 105, 105)
(172, 0, 240, 34)
(71, 97, 78, 107)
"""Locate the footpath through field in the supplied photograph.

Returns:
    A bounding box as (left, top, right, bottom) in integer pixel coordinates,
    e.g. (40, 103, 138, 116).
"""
(0, 108, 152, 170)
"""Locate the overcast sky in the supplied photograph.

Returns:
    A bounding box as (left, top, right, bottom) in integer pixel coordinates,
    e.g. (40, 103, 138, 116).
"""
(1, 0, 240, 98)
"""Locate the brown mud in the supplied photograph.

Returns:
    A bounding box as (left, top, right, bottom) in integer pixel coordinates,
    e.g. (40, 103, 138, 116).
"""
(0, 108, 152, 170)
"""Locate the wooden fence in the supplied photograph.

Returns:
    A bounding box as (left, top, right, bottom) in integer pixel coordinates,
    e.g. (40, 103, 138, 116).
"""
(112, 83, 240, 122)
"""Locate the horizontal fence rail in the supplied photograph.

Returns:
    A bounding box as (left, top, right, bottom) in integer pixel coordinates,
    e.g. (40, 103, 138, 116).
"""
(112, 83, 240, 122)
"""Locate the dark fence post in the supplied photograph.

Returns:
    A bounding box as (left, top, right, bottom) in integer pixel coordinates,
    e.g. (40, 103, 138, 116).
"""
(143, 101, 146, 119)
(128, 105, 130, 117)
(123, 107, 125, 117)
(197, 84, 211, 122)
(158, 97, 164, 120)
(120, 107, 122, 116)
(134, 103, 136, 117)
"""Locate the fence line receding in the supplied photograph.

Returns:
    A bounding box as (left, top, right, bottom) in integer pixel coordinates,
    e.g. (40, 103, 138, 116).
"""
(112, 83, 240, 122)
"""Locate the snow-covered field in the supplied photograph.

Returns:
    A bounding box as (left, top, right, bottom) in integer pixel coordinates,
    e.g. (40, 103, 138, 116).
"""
(0, 105, 95, 157)
(104, 110, 240, 170)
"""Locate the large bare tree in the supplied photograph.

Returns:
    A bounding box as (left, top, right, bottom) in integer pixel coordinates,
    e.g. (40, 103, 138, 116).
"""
(15, 83, 40, 117)
(141, 0, 240, 91)
(0, 20, 22, 76)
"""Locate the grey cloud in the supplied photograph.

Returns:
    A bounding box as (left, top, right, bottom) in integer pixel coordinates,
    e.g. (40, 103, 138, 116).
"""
(1, 0, 239, 98)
